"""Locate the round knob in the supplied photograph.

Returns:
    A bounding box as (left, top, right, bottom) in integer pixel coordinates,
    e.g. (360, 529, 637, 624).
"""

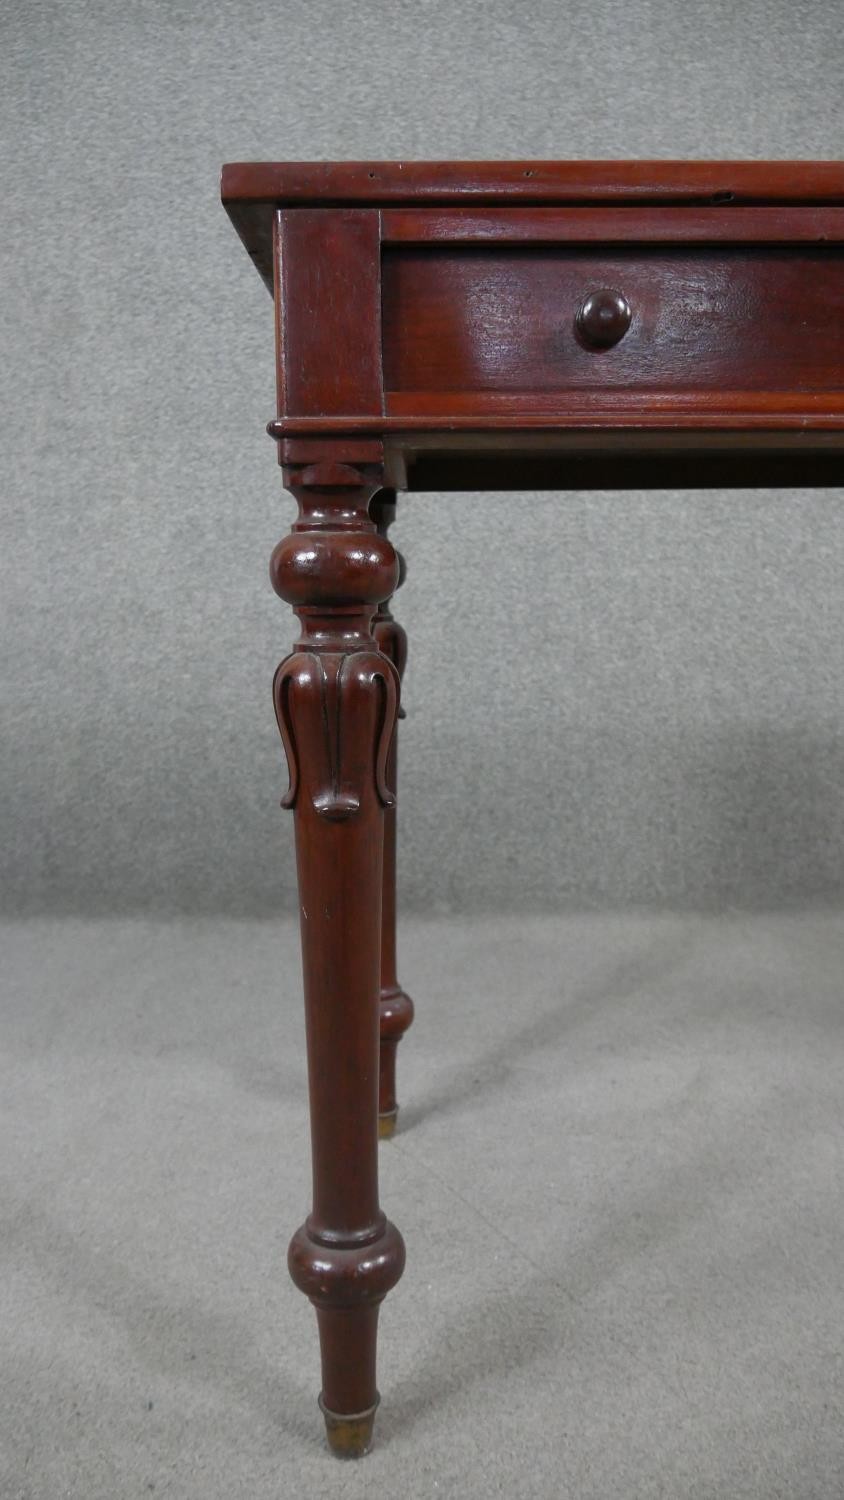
(575, 288, 632, 348)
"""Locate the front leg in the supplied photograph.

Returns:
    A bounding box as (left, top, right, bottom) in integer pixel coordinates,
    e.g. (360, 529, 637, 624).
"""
(371, 491, 415, 1139)
(271, 459, 406, 1457)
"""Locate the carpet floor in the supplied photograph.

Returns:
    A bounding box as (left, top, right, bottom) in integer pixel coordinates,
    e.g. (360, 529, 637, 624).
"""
(1, 912, 842, 1498)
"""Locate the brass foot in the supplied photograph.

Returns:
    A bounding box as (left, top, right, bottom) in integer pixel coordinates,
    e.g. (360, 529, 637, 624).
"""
(378, 1109, 398, 1140)
(319, 1394, 379, 1458)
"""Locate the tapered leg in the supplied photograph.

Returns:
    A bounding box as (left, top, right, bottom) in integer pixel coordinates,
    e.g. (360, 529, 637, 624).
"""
(271, 458, 406, 1457)
(371, 491, 415, 1139)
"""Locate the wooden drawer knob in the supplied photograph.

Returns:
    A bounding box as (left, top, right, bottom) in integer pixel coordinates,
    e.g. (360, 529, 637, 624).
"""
(575, 288, 632, 348)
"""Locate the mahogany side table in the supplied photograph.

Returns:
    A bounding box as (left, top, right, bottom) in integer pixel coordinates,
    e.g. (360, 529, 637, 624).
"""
(221, 160, 844, 1456)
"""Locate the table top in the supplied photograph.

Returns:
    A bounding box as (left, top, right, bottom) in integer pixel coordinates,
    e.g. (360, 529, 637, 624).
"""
(222, 158, 844, 205)
(221, 160, 844, 289)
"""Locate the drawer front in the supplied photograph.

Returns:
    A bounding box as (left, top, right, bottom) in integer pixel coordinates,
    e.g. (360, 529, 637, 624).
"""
(381, 245, 844, 398)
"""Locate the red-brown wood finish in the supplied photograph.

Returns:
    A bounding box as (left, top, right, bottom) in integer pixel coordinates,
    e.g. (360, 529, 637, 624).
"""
(271, 458, 405, 1458)
(370, 491, 414, 1139)
(222, 161, 844, 1456)
(379, 206, 844, 243)
(223, 160, 844, 292)
(382, 243, 844, 396)
(276, 209, 384, 417)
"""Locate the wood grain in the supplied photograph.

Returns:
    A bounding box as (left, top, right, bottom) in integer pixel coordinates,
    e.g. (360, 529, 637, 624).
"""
(382, 246, 844, 397)
(277, 208, 383, 415)
(271, 460, 405, 1457)
(380, 206, 844, 244)
(222, 161, 844, 290)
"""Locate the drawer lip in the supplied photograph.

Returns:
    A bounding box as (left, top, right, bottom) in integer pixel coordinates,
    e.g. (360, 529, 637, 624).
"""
(269, 392, 844, 438)
(380, 207, 844, 245)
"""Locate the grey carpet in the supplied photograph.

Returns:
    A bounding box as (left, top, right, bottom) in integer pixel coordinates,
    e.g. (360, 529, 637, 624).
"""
(1, 912, 842, 1497)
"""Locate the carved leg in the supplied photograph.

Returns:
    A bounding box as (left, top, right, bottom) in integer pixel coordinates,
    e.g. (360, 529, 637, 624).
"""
(371, 491, 415, 1140)
(271, 459, 406, 1457)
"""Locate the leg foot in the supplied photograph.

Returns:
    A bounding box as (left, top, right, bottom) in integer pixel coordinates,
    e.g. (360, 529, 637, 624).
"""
(289, 1221, 404, 1455)
(319, 1395, 379, 1458)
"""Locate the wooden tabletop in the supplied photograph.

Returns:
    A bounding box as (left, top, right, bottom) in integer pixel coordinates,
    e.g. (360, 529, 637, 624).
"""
(222, 159, 844, 207)
(221, 160, 844, 290)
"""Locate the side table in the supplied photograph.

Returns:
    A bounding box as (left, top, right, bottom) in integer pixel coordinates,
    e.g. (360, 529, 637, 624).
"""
(221, 159, 844, 1455)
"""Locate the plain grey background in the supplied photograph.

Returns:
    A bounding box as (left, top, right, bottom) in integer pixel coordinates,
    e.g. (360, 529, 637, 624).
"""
(3, 0, 844, 917)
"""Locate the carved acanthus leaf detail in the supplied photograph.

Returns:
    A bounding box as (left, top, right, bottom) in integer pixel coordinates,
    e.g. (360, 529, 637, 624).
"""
(273, 651, 399, 821)
(373, 616, 408, 718)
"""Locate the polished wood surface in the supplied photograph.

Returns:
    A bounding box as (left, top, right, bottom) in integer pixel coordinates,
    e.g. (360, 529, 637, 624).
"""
(222, 160, 844, 292)
(275, 209, 383, 417)
(379, 205, 844, 242)
(223, 158, 844, 206)
(382, 245, 844, 396)
(222, 160, 844, 1455)
(271, 460, 405, 1457)
(240, 176, 844, 488)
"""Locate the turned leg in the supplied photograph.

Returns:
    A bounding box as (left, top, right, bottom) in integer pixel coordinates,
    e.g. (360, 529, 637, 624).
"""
(271, 458, 406, 1457)
(371, 490, 415, 1140)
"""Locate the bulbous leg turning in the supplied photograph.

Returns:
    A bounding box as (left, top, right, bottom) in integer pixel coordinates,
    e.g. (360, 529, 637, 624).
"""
(378, 986, 415, 1138)
(288, 1217, 405, 1454)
